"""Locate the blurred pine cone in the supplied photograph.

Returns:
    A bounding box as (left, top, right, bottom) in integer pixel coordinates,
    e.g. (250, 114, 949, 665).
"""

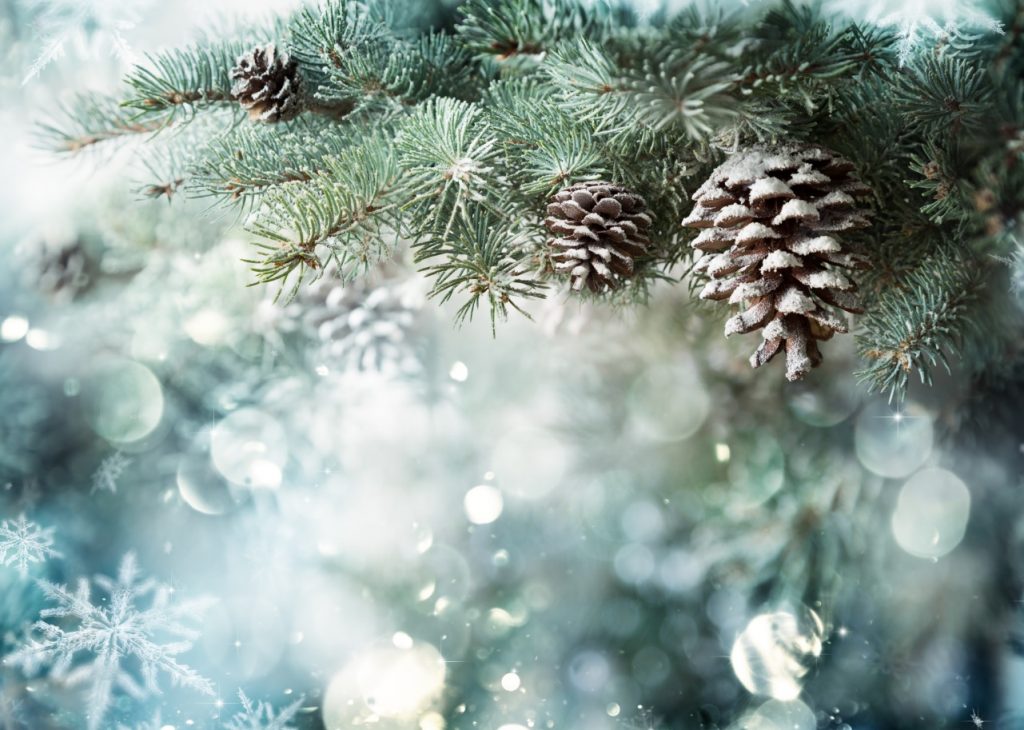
(230, 43, 302, 123)
(683, 144, 872, 381)
(259, 268, 424, 377)
(544, 181, 652, 293)
(32, 237, 91, 302)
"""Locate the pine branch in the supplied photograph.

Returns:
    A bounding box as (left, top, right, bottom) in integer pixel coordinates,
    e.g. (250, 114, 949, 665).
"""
(38, 94, 167, 155)
(246, 133, 403, 291)
(456, 0, 621, 60)
(894, 53, 994, 135)
(122, 39, 251, 121)
(413, 210, 546, 331)
(483, 80, 607, 195)
(857, 254, 985, 400)
(288, 1, 390, 105)
(189, 117, 364, 204)
(397, 98, 502, 238)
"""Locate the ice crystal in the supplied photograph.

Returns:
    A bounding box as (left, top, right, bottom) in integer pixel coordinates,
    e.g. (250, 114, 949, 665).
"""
(91, 450, 130, 494)
(22, 0, 153, 84)
(223, 690, 303, 730)
(0, 513, 61, 578)
(3, 552, 215, 730)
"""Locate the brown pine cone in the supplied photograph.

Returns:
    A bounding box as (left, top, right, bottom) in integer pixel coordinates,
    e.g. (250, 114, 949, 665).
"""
(683, 144, 872, 381)
(544, 181, 652, 293)
(230, 43, 302, 123)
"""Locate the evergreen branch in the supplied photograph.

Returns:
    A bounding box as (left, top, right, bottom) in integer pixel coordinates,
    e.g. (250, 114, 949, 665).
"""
(246, 134, 403, 290)
(857, 254, 985, 400)
(622, 56, 738, 140)
(907, 142, 975, 224)
(413, 210, 546, 331)
(737, 4, 897, 108)
(189, 117, 365, 204)
(894, 53, 994, 134)
(288, 0, 390, 104)
(318, 32, 479, 114)
(546, 40, 739, 145)
(484, 80, 607, 195)
(122, 39, 251, 121)
(38, 94, 166, 155)
(397, 98, 502, 237)
(456, 0, 610, 59)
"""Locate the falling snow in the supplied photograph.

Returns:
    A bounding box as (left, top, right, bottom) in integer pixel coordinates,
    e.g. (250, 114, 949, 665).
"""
(223, 690, 303, 730)
(0, 513, 61, 578)
(3, 552, 215, 730)
(21, 0, 153, 84)
(91, 450, 130, 494)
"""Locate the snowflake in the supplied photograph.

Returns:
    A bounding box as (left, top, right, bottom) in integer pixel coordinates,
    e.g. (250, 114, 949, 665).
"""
(3, 552, 215, 730)
(970, 709, 985, 728)
(223, 690, 303, 730)
(21, 0, 153, 84)
(91, 450, 130, 494)
(0, 513, 61, 578)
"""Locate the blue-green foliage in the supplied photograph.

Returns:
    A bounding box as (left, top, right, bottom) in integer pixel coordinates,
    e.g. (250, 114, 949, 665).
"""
(42, 0, 1024, 403)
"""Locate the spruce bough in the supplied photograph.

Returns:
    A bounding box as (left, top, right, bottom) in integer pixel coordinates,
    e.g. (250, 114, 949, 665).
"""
(46, 0, 1024, 400)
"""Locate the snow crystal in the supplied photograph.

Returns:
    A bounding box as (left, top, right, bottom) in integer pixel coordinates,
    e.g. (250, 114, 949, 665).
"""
(22, 0, 153, 84)
(91, 450, 130, 494)
(3, 552, 214, 730)
(223, 690, 303, 730)
(0, 513, 60, 578)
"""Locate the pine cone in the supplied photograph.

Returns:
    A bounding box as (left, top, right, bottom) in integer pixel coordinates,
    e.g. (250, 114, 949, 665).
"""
(259, 265, 423, 377)
(683, 144, 872, 381)
(30, 237, 91, 301)
(544, 181, 652, 293)
(230, 43, 302, 123)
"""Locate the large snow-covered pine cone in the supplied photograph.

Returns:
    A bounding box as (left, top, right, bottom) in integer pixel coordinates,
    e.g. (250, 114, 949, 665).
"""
(544, 181, 652, 293)
(230, 43, 302, 123)
(683, 144, 872, 381)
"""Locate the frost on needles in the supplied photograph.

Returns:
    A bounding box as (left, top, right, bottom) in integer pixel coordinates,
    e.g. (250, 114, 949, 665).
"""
(43, 0, 1024, 399)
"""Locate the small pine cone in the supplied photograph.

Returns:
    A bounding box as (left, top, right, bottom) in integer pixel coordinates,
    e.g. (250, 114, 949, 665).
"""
(30, 237, 91, 301)
(683, 144, 872, 381)
(230, 43, 302, 123)
(544, 181, 652, 293)
(269, 265, 424, 377)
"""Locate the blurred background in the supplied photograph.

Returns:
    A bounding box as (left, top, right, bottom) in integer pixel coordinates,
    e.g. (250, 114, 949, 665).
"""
(1, 1, 1022, 729)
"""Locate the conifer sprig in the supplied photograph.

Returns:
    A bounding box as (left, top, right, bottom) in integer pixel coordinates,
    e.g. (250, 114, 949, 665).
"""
(41, 0, 1024, 402)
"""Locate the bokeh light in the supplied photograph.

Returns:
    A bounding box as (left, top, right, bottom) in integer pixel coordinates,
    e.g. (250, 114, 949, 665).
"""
(891, 467, 971, 559)
(730, 608, 824, 701)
